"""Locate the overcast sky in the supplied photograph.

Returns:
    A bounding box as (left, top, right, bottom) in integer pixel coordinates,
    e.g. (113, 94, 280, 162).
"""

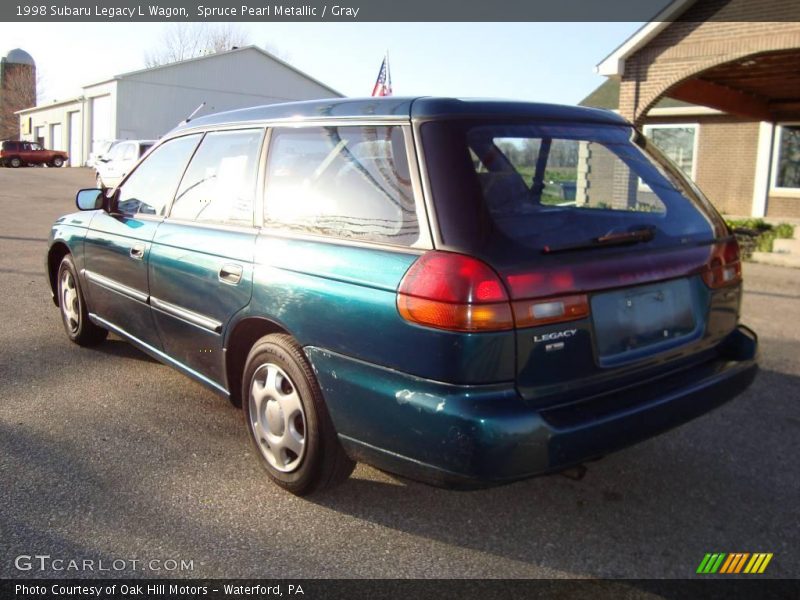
(0, 22, 642, 106)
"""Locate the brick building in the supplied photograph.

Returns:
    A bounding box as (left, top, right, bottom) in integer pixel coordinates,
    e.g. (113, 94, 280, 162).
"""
(583, 0, 800, 219)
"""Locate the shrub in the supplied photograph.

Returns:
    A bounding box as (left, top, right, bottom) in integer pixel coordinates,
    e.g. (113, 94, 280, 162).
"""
(725, 219, 795, 258)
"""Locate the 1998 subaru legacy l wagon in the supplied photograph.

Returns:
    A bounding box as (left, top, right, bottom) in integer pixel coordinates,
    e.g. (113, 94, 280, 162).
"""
(47, 97, 758, 495)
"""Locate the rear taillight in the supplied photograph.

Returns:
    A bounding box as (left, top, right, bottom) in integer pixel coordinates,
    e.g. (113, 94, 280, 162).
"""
(703, 239, 742, 288)
(396, 251, 513, 332)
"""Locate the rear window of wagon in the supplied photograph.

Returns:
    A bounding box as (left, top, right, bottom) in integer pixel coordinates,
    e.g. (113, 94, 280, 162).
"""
(420, 120, 721, 264)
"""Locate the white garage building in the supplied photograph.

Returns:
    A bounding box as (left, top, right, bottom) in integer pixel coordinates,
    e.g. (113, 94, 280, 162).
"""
(16, 46, 341, 166)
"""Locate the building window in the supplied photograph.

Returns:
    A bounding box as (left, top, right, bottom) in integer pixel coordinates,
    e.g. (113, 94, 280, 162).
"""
(772, 125, 800, 191)
(643, 124, 698, 179)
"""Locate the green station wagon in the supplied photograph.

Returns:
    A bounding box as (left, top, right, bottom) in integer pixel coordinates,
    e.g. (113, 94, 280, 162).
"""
(47, 98, 758, 495)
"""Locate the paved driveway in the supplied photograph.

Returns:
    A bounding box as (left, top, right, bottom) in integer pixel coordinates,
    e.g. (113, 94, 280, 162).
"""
(0, 168, 797, 578)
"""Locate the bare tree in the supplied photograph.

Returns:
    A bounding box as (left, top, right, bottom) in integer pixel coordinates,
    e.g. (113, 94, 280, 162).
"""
(144, 24, 252, 67)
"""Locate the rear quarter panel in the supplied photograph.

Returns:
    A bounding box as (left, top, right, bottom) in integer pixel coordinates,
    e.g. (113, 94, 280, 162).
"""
(244, 235, 516, 385)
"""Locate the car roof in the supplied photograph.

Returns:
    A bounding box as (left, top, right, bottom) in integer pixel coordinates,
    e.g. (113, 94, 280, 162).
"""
(171, 97, 629, 134)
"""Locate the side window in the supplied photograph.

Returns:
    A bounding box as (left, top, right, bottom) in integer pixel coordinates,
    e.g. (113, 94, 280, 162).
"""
(122, 143, 136, 161)
(108, 144, 125, 160)
(116, 135, 200, 216)
(170, 129, 263, 226)
(264, 126, 419, 246)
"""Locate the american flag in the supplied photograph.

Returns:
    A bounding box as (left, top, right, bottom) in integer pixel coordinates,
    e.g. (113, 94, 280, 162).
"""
(371, 55, 392, 97)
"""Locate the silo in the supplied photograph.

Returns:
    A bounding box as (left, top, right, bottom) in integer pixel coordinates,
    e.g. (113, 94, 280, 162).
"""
(0, 48, 36, 140)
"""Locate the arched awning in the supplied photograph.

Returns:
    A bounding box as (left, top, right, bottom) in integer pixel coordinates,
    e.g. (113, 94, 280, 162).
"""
(666, 49, 800, 122)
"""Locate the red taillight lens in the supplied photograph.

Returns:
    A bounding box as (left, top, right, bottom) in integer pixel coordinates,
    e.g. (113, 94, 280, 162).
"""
(703, 239, 742, 288)
(397, 251, 513, 332)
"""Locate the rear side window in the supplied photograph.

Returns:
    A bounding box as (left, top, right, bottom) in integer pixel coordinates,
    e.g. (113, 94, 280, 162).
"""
(264, 125, 419, 246)
(116, 134, 200, 216)
(170, 129, 263, 226)
(421, 120, 720, 263)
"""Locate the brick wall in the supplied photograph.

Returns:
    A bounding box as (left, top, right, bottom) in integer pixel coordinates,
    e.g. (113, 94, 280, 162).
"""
(616, 0, 800, 218)
(644, 115, 759, 216)
(765, 196, 800, 219)
(694, 118, 759, 216)
(618, 0, 800, 125)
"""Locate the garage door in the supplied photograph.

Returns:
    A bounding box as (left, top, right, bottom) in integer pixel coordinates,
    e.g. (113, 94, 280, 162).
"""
(50, 123, 63, 151)
(91, 95, 112, 155)
(69, 111, 81, 166)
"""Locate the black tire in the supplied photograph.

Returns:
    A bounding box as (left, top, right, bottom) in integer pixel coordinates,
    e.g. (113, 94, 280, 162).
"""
(56, 254, 108, 346)
(51, 156, 64, 168)
(242, 334, 355, 495)
(9, 157, 21, 168)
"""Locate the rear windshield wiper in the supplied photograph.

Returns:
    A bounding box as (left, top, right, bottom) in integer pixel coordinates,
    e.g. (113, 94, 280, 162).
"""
(542, 227, 655, 254)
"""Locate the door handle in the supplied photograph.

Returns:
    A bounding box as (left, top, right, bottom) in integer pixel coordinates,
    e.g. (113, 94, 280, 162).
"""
(219, 264, 243, 285)
(129, 244, 145, 260)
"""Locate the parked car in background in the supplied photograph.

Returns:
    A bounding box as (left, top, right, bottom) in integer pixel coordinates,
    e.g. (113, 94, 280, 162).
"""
(47, 97, 758, 496)
(86, 140, 119, 169)
(95, 140, 155, 189)
(1, 140, 68, 167)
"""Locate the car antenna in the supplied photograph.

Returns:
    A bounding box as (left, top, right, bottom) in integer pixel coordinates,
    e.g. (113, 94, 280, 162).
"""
(182, 102, 206, 125)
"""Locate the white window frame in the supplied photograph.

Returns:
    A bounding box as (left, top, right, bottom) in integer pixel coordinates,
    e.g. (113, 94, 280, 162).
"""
(642, 123, 700, 182)
(769, 123, 800, 197)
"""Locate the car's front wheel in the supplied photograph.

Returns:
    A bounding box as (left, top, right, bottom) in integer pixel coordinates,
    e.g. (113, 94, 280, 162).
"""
(242, 334, 355, 495)
(57, 254, 108, 346)
(9, 157, 21, 168)
(51, 156, 64, 167)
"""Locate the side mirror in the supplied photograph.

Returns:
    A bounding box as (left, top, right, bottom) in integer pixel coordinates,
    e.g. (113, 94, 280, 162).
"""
(75, 188, 103, 211)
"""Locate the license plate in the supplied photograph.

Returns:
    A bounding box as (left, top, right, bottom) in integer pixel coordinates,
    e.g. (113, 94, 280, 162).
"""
(591, 278, 698, 359)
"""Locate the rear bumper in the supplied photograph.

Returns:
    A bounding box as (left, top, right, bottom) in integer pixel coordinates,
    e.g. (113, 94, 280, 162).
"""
(306, 326, 758, 488)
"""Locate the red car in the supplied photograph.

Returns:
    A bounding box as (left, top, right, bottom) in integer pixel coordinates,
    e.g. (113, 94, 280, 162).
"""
(1, 140, 68, 167)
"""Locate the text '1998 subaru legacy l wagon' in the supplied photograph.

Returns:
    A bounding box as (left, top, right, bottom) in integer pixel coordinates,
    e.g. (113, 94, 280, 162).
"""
(47, 98, 758, 495)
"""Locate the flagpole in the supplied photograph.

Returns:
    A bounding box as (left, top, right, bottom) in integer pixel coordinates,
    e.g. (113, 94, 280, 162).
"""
(386, 50, 392, 95)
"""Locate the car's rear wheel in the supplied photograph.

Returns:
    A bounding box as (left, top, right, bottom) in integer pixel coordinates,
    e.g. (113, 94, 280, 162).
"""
(57, 254, 108, 346)
(51, 156, 64, 168)
(9, 157, 21, 168)
(242, 334, 355, 495)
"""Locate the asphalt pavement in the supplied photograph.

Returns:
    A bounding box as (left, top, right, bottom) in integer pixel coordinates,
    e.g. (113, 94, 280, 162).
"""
(0, 167, 797, 579)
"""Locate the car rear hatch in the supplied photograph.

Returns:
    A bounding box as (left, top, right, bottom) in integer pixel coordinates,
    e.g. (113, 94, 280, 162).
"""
(418, 115, 742, 407)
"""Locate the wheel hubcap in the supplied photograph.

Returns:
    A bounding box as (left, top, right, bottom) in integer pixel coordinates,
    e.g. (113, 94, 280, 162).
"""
(249, 363, 306, 473)
(60, 270, 80, 333)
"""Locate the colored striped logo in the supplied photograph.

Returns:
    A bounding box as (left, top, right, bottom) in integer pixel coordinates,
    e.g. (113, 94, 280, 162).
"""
(697, 553, 773, 574)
